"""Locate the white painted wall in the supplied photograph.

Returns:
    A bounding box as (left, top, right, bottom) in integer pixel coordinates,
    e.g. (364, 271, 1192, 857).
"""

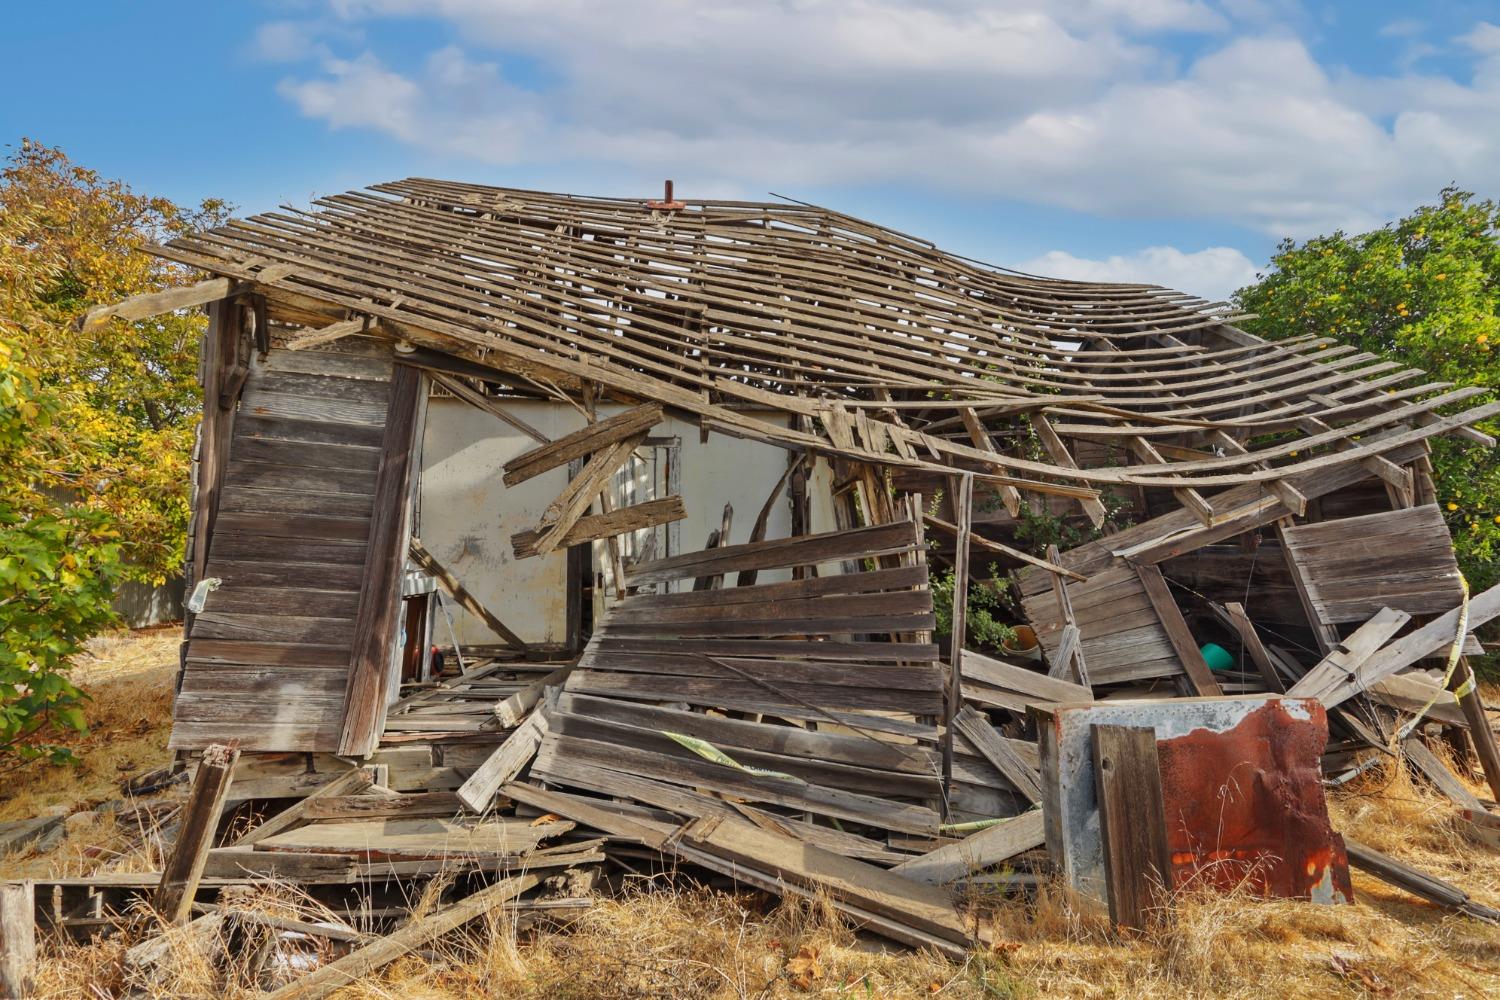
(418, 397, 800, 647)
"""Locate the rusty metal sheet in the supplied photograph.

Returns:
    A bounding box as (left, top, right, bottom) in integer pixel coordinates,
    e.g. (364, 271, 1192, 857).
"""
(1155, 698, 1352, 903)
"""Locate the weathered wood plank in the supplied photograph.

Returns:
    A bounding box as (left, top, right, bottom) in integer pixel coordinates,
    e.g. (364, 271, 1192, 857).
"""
(79, 277, 233, 331)
(233, 767, 372, 846)
(891, 810, 1045, 886)
(954, 707, 1043, 803)
(502, 402, 662, 486)
(1132, 562, 1222, 696)
(680, 814, 970, 944)
(1285, 607, 1412, 706)
(339, 365, 424, 756)
(1092, 724, 1171, 931)
(156, 743, 239, 924)
(457, 711, 549, 813)
(511, 496, 686, 558)
(0, 882, 34, 1000)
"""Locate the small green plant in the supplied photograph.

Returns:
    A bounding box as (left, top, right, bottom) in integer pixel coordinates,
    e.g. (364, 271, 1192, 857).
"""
(931, 563, 1016, 650)
(1012, 488, 1133, 550)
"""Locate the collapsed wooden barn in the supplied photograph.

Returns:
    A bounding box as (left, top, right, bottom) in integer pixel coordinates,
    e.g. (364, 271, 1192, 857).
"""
(20, 178, 1500, 987)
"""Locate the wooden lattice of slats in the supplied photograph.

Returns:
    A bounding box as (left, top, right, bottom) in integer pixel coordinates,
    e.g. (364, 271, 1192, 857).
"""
(152, 180, 1500, 508)
(172, 346, 395, 753)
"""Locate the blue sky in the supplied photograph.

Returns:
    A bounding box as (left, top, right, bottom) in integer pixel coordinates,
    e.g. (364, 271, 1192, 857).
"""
(5, 1, 1499, 301)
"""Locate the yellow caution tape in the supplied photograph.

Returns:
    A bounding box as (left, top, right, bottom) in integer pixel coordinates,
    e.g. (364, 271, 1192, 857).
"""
(1395, 573, 1470, 742)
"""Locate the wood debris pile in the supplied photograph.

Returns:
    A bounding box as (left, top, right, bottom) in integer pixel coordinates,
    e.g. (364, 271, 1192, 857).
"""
(6, 180, 1499, 996)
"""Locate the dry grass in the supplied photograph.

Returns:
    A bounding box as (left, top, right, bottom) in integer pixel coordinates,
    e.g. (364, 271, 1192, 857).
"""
(0, 627, 178, 823)
(9, 631, 1500, 998)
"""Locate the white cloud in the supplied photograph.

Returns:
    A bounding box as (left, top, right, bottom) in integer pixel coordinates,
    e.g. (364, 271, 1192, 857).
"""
(252, 21, 330, 62)
(269, 4, 1500, 239)
(1016, 246, 1261, 302)
(1380, 18, 1425, 39)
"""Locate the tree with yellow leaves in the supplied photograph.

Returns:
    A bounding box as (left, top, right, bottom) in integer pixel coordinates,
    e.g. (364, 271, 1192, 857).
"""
(0, 139, 230, 584)
(0, 141, 227, 762)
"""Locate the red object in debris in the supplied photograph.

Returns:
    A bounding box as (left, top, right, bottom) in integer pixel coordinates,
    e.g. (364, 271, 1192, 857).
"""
(1155, 699, 1353, 902)
(647, 179, 686, 211)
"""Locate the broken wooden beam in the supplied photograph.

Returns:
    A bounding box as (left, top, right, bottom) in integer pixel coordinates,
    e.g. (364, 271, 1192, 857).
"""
(1030, 414, 1109, 527)
(1345, 837, 1500, 923)
(1221, 601, 1284, 693)
(922, 512, 1087, 582)
(260, 872, 544, 999)
(1284, 607, 1411, 707)
(77, 276, 233, 331)
(1296, 585, 1500, 710)
(528, 434, 646, 556)
(495, 663, 575, 728)
(502, 402, 662, 486)
(960, 649, 1092, 713)
(155, 742, 239, 924)
(457, 710, 549, 814)
(511, 496, 685, 559)
(284, 315, 372, 351)
(231, 767, 372, 847)
(1131, 562, 1222, 696)
(890, 810, 1044, 886)
(428, 371, 551, 445)
(955, 706, 1043, 803)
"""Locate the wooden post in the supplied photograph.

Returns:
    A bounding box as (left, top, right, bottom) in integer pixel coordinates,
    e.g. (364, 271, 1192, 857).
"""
(942, 473, 973, 805)
(156, 742, 239, 924)
(1451, 657, 1500, 803)
(1092, 725, 1171, 932)
(0, 881, 34, 1000)
(339, 365, 427, 756)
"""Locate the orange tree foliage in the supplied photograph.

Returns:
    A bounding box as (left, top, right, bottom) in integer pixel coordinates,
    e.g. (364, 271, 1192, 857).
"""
(1236, 189, 1499, 667)
(0, 140, 230, 585)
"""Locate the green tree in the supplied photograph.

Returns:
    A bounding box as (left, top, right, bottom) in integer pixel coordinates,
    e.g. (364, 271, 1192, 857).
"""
(0, 338, 123, 764)
(0, 141, 227, 763)
(1235, 189, 1500, 601)
(0, 139, 230, 584)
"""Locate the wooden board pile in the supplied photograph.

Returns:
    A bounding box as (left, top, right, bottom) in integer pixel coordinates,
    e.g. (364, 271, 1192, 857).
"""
(11, 501, 1500, 996)
(13, 179, 1500, 996)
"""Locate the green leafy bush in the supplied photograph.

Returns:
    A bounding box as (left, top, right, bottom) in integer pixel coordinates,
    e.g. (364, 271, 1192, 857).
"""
(930, 564, 1016, 650)
(0, 339, 123, 764)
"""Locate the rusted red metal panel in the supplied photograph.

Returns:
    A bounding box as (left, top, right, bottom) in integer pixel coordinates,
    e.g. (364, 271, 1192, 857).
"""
(1154, 698, 1352, 903)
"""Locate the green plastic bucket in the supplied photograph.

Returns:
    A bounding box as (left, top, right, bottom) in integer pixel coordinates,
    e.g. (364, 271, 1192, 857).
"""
(1199, 642, 1235, 672)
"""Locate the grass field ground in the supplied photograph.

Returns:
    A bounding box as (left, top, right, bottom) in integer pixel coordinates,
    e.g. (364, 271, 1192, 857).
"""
(3, 628, 1498, 998)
